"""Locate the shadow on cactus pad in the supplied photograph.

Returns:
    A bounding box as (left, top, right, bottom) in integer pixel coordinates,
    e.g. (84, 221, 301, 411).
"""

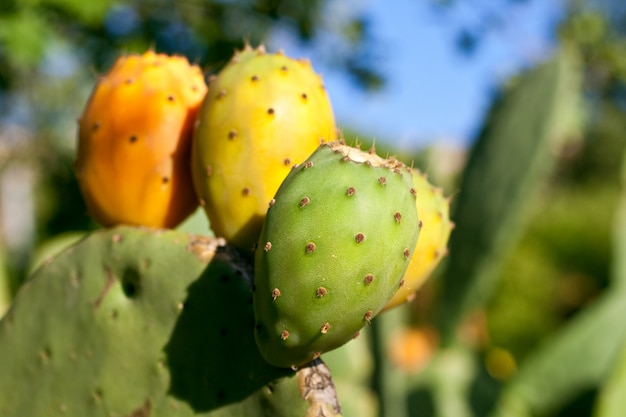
(164, 245, 292, 410)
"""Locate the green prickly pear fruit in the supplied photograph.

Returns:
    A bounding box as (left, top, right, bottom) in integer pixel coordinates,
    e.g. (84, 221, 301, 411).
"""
(192, 44, 337, 251)
(76, 50, 207, 229)
(382, 169, 453, 312)
(253, 141, 420, 368)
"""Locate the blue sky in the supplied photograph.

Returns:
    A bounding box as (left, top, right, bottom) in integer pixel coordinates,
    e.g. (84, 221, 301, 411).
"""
(271, 0, 565, 150)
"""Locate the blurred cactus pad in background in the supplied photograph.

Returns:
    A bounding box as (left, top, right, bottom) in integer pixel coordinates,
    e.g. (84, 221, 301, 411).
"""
(2, 1, 626, 417)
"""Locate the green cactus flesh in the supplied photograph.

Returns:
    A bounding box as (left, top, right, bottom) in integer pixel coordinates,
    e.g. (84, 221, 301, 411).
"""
(254, 141, 420, 368)
(0, 226, 341, 417)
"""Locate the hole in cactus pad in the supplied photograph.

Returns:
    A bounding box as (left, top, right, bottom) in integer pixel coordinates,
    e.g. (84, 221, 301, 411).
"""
(121, 269, 141, 298)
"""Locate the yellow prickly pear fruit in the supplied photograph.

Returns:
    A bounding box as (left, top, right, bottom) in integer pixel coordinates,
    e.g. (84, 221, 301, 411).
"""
(382, 169, 453, 312)
(192, 44, 337, 251)
(76, 50, 207, 228)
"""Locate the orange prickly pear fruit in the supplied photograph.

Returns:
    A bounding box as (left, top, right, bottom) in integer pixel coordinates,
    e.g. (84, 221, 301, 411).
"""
(192, 44, 337, 251)
(76, 50, 207, 228)
(382, 169, 453, 312)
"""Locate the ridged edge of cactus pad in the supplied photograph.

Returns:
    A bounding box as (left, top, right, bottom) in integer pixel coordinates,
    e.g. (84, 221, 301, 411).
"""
(0, 226, 341, 417)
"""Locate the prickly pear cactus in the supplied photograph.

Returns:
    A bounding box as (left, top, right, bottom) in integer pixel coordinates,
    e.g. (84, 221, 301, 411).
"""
(382, 169, 453, 311)
(253, 141, 420, 368)
(0, 227, 341, 417)
(76, 51, 207, 229)
(192, 44, 337, 251)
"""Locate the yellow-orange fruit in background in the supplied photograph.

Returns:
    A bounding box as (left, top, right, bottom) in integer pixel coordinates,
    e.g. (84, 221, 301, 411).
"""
(76, 51, 207, 228)
(382, 169, 453, 312)
(388, 326, 438, 373)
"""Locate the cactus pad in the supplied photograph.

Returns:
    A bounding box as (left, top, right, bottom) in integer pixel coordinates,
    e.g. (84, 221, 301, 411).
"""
(0, 227, 341, 416)
(254, 142, 420, 368)
(192, 44, 336, 251)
